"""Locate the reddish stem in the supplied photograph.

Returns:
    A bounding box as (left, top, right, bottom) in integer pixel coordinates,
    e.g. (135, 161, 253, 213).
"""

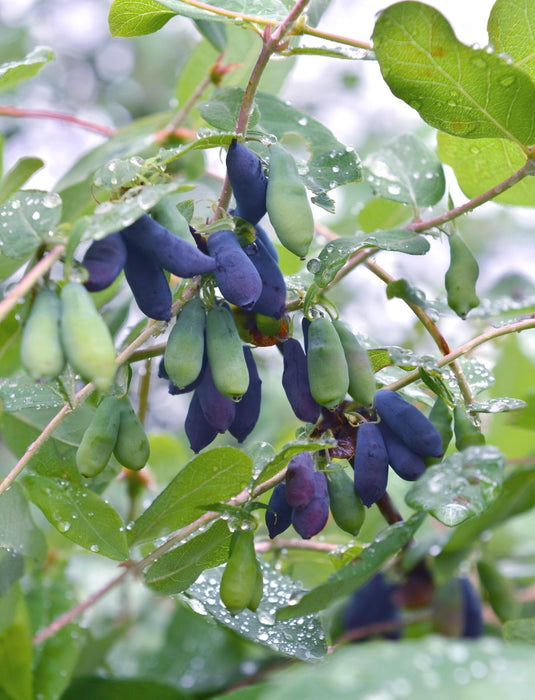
(0, 105, 114, 136)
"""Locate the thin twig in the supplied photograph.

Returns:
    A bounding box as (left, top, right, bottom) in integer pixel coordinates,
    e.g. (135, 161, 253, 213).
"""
(0, 244, 65, 324)
(0, 105, 114, 136)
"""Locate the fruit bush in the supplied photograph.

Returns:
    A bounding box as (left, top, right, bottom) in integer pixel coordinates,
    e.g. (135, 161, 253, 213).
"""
(1, 0, 535, 697)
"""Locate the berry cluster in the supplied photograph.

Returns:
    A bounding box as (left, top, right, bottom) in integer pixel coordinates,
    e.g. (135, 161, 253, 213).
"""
(265, 453, 329, 540)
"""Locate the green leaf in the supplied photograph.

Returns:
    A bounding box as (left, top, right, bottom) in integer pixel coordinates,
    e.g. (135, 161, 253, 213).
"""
(0, 190, 62, 258)
(0, 309, 22, 376)
(144, 519, 232, 594)
(442, 462, 535, 553)
(0, 587, 32, 700)
(488, 0, 535, 81)
(61, 678, 187, 700)
(436, 133, 535, 206)
(373, 1, 535, 148)
(109, 0, 177, 37)
(0, 157, 44, 205)
(0, 375, 65, 412)
(194, 20, 227, 52)
(405, 445, 505, 526)
(364, 134, 445, 207)
(129, 447, 253, 545)
(253, 439, 333, 486)
(33, 622, 84, 700)
(0, 46, 53, 93)
(257, 636, 535, 700)
(157, 0, 294, 23)
(0, 482, 46, 566)
(357, 197, 410, 233)
(310, 231, 430, 288)
(197, 89, 362, 207)
(186, 561, 327, 660)
(276, 513, 425, 621)
(24, 475, 129, 560)
(503, 618, 535, 644)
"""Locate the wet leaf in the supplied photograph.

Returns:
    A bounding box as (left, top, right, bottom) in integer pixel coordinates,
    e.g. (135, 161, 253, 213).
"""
(0, 47, 53, 93)
(0, 190, 62, 259)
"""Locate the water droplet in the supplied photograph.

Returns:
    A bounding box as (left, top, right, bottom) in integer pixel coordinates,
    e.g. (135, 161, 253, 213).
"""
(90, 544, 100, 553)
(387, 183, 402, 196)
(297, 117, 308, 126)
(11, 199, 21, 210)
(500, 75, 515, 87)
(307, 258, 321, 273)
(31, 211, 40, 221)
(58, 521, 71, 533)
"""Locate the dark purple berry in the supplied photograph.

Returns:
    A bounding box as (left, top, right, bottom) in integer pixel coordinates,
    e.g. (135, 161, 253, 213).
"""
(184, 391, 218, 453)
(255, 224, 279, 262)
(353, 422, 389, 507)
(378, 420, 426, 481)
(123, 239, 172, 321)
(265, 482, 292, 538)
(281, 338, 321, 424)
(459, 577, 484, 638)
(82, 232, 127, 292)
(121, 214, 216, 278)
(206, 229, 263, 310)
(226, 139, 267, 226)
(373, 389, 443, 458)
(343, 573, 401, 641)
(196, 364, 236, 433)
(246, 237, 286, 319)
(229, 347, 262, 442)
(285, 452, 316, 509)
(291, 486, 329, 539)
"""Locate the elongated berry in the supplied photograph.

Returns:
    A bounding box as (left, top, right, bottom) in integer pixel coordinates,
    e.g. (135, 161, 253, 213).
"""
(332, 320, 376, 408)
(459, 577, 484, 638)
(291, 472, 329, 539)
(196, 364, 236, 433)
(378, 420, 426, 481)
(326, 466, 365, 536)
(82, 232, 127, 292)
(123, 239, 171, 320)
(343, 573, 401, 640)
(206, 306, 249, 399)
(255, 224, 279, 262)
(226, 139, 267, 226)
(353, 422, 389, 507)
(21, 288, 65, 381)
(265, 482, 292, 538)
(307, 317, 349, 409)
(373, 389, 443, 458)
(285, 452, 316, 509)
(246, 237, 286, 319)
(164, 297, 206, 389)
(206, 229, 262, 310)
(185, 391, 218, 453)
(229, 347, 262, 442)
(281, 338, 320, 424)
(121, 214, 216, 278)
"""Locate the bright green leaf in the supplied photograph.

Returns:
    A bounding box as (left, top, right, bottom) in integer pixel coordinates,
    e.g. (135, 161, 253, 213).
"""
(24, 475, 129, 560)
(0, 308, 22, 375)
(276, 513, 425, 621)
(488, 0, 535, 81)
(187, 561, 327, 660)
(364, 134, 445, 207)
(0, 157, 44, 205)
(373, 1, 535, 148)
(503, 618, 535, 644)
(109, 0, 177, 37)
(406, 445, 505, 526)
(436, 132, 535, 206)
(0, 46, 53, 93)
(129, 447, 253, 545)
(144, 519, 232, 594)
(357, 197, 410, 233)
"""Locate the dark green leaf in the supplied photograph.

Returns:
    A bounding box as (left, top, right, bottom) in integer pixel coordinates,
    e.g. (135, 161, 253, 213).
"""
(158, 0, 294, 23)
(364, 134, 445, 207)
(406, 445, 505, 526)
(0, 549, 24, 595)
(109, 0, 177, 37)
(194, 20, 227, 52)
(276, 513, 425, 620)
(0, 308, 22, 375)
(488, 0, 535, 81)
(0, 157, 44, 205)
(144, 519, 232, 594)
(61, 677, 187, 700)
(0, 190, 63, 258)
(198, 89, 260, 132)
(0, 46, 53, 93)
(24, 475, 129, 560)
(373, 1, 535, 147)
(186, 561, 327, 660)
(386, 278, 427, 306)
(129, 447, 253, 545)
(311, 231, 429, 288)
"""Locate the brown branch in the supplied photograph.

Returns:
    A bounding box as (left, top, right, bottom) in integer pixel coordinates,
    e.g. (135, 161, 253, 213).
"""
(0, 105, 114, 136)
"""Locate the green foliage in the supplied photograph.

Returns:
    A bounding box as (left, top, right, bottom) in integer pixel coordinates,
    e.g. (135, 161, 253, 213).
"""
(1, 0, 535, 695)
